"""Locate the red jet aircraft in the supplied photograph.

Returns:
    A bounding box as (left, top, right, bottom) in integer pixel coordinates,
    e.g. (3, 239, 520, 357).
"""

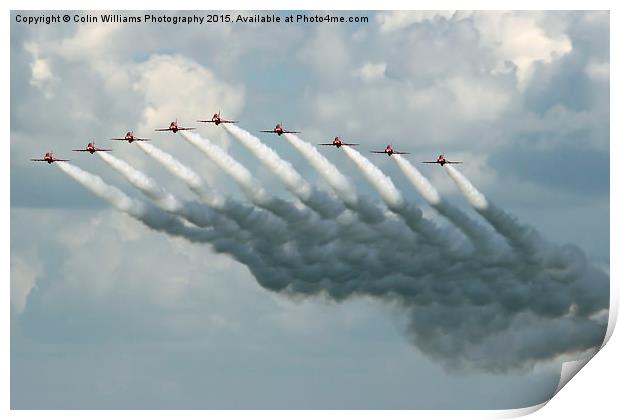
(155, 119, 195, 133)
(30, 152, 70, 164)
(370, 145, 410, 156)
(197, 111, 237, 126)
(111, 131, 150, 143)
(423, 154, 462, 166)
(319, 136, 359, 148)
(260, 123, 300, 136)
(72, 142, 112, 154)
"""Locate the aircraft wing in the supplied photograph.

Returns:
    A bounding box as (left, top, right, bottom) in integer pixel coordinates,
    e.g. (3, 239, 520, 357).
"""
(197, 120, 215, 123)
(132, 138, 150, 141)
(72, 149, 89, 152)
(54, 159, 70, 162)
(154, 128, 172, 132)
(30, 159, 47, 161)
(259, 130, 274, 133)
(393, 152, 411, 154)
(177, 127, 195, 131)
(422, 161, 438, 164)
(370, 151, 386, 154)
(96, 149, 112, 152)
(319, 143, 336, 146)
(220, 120, 237, 124)
(283, 130, 300, 134)
(342, 143, 359, 146)
(446, 160, 463, 164)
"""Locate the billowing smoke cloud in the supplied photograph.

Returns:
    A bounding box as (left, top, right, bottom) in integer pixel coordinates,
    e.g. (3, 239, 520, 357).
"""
(56, 162, 217, 244)
(56, 131, 609, 373)
(55, 162, 296, 288)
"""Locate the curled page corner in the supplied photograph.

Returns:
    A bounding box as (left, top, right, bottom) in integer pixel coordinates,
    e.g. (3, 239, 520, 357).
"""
(551, 274, 617, 398)
(506, 271, 616, 417)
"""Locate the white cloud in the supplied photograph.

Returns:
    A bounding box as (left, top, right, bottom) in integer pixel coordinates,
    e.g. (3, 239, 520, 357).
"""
(438, 76, 512, 121)
(355, 62, 387, 82)
(472, 12, 572, 88)
(133, 54, 244, 136)
(297, 25, 351, 82)
(11, 253, 42, 314)
(376, 11, 459, 32)
(585, 59, 609, 82)
(376, 11, 572, 89)
(24, 42, 55, 97)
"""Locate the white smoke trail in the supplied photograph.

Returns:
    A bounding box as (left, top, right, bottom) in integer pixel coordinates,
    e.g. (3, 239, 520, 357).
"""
(225, 124, 348, 220)
(135, 141, 226, 209)
(282, 134, 426, 254)
(176, 131, 372, 263)
(179, 130, 270, 205)
(341, 146, 404, 210)
(179, 130, 319, 231)
(393, 155, 501, 252)
(135, 140, 297, 244)
(105, 142, 432, 288)
(443, 164, 544, 257)
(98, 152, 238, 233)
(56, 162, 290, 283)
(393, 155, 441, 205)
(341, 145, 450, 248)
(283, 133, 358, 206)
(57, 162, 141, 215)
(224, 124, 313, 201)
(56, 162, 216, 244)
(443, 164, 488, 210)
(98, 152, 181, 212)
(58, 162, 423, 301)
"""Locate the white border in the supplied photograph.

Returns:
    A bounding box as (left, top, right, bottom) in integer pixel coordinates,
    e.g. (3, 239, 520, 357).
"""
(4, 1, 616, 418)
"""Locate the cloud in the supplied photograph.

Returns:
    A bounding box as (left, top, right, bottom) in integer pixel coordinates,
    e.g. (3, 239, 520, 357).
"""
(24, 42, 55, 97)
(376, 11, 572, 88)
(11, 253, 42, 314)
(355, 62, 387, 82)
(471, 12, 572, 87)
(376, 11, 460, 32)
(585, 59, 610, 81)
(438, 76, 512, 121)
(134, 54, 244, 134)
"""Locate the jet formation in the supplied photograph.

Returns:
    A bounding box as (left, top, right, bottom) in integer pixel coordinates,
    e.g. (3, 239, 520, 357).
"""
(31, 110, 463, 165)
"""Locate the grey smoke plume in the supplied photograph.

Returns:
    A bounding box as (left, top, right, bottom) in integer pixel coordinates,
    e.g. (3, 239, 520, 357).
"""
(56, 131, 609, 373)
(55, 162, 303, 291)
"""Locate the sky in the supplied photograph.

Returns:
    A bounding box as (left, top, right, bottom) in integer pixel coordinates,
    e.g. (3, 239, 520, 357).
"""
(10, 10, 609, 409)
